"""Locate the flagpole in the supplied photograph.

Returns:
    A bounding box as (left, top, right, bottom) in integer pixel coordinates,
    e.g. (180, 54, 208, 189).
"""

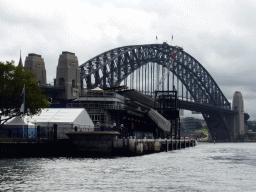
(22, 84, 25, 139)
(23, 113, 24, 139)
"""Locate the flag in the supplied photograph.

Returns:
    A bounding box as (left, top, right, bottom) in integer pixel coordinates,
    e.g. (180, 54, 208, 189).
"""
(20, 85, 25, 113)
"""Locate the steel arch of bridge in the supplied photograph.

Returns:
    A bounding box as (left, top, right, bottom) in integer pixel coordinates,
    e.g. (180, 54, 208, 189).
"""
(80, 43, 230, 110)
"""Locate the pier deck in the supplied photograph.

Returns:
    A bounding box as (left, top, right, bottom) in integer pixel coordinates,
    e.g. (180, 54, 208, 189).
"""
(0, 137, 196, 157)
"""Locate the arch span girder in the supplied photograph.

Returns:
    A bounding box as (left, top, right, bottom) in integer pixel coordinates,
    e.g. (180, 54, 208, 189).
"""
(80, 43, 230, 110)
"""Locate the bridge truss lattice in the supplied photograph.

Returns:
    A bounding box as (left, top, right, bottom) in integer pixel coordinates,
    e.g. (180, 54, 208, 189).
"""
(80, 43, 230, 110)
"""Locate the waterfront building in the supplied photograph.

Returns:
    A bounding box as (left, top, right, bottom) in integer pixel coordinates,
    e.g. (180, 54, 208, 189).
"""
(3, 108, 94, 139)
(181, 117, 199, 136)
(28, 108, 94, 139)
(67, 87, 124, 129)
(67, 88, 158, 138)
(179, 109, 185, 120)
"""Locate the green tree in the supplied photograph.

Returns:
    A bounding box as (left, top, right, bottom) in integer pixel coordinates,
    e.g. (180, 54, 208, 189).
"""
(0, 61, 49, 125)
(244, 113, 250, 124)
(245, 132, 255, 141)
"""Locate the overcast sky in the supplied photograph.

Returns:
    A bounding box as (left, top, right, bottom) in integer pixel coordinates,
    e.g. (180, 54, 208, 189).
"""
(1, 0, 256, 120)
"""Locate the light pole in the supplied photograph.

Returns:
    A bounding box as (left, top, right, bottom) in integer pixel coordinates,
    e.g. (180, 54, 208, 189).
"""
(96, 122, 100, 131)
(26, 117, 30, 139)
(34, 120, 37, 139)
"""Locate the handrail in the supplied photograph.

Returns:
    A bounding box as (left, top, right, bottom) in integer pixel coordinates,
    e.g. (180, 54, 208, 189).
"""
(66, 103, 125, 110)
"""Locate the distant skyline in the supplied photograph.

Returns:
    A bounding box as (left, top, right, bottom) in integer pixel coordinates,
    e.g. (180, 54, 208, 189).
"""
(1, 0, 255, 120)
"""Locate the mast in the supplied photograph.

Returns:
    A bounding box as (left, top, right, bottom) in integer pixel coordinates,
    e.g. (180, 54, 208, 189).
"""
(18, 50, 23, 67)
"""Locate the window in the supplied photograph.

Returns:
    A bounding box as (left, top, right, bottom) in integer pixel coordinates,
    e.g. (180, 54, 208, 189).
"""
(72, 79, 75, 88)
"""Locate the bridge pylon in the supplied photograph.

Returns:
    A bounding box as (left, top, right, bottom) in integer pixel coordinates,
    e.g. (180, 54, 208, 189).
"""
(24, 53, 47, 85)
(55, 51, 81, 100)
(232, 91, 245, 139)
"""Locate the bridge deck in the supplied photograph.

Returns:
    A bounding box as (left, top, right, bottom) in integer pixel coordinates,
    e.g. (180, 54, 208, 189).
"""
(180, 100, 237, 115)
(119, 89, 236, 115)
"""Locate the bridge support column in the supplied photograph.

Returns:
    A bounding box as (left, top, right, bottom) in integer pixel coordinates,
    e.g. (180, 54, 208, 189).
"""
(232, 91, 245, 139)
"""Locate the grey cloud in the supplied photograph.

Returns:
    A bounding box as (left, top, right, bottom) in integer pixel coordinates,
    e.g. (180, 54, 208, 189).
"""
(196, 32, 249, 61)
(139, 1, 173, 17)
(225, 1, 256, 31)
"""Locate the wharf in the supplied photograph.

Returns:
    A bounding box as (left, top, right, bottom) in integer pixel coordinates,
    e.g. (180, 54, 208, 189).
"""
(0, 137, 196, 158)
(113, 137, 196, 155)
(66, 131, 197, 155)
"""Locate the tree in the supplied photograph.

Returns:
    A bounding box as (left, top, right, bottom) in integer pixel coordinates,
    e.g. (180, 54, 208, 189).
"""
(0, 61, 49, 125)
(245, 132, 255, 141)
(244, 113, 250, 124)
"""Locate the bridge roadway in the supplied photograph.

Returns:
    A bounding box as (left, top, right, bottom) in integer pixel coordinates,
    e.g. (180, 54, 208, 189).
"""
(119, 89, 236, 115)
(179, 100, 237, 115)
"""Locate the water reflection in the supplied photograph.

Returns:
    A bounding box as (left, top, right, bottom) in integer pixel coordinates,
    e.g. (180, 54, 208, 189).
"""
(1, 143, 256, 191)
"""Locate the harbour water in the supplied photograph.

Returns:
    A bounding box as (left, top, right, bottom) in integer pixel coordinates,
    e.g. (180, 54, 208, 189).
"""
(1, 142, 256, 191)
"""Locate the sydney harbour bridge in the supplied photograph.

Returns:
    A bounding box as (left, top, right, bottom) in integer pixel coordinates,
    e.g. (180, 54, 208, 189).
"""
(36, 42, 242, 141)
(78, 42, 238, 141)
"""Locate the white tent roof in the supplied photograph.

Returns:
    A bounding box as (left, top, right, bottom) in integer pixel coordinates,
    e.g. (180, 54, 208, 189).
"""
(27, 108, 94, 127)
(5, 116, 34, 127)
(91, 87, 103, 91)
(4, 108, 94, 129)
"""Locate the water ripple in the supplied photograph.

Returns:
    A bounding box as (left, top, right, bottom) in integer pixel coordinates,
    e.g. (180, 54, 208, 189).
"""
(1, 143, 256, 191)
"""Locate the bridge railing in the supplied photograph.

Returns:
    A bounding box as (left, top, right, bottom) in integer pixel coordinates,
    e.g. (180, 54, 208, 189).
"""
(177, 96, 231, 110)
(66, 103, 125, 110)
(79, 91, 116, 97)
